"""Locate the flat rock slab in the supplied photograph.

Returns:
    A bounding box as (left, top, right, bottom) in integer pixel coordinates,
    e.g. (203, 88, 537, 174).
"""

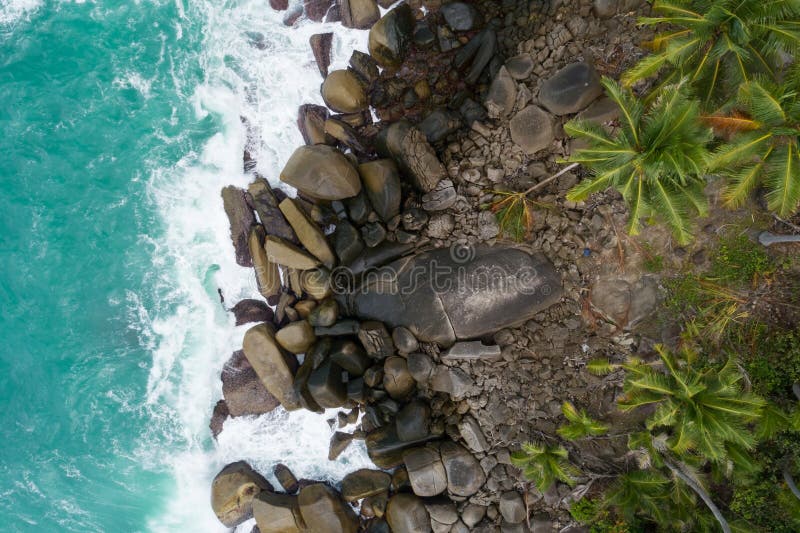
(509, 105, 554, 155)
(441, 341, 501, 361)
(538, 62, 602, 115)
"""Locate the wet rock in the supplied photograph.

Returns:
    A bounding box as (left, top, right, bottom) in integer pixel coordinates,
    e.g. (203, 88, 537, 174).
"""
(386, 493, 432, 533)
(457, 416, 489, 453)
(341, 0, 380, 29)
(509, 105, 554, 155)
(308, 298, 338, 327)
(243, 323, 302, 410)
(274, 463, 299, 494)
(270, 0, 288, 9)
(284, 3, 303, 26)
(297, 104, 332, 146)
(221, 186, 256, 267)
(341, 469, 392, 501)
(211, 461, 273, 527)
(308, 358, 347, 408)
(222, 350, 281, 417)
(350, 50, 379, 84)
(304, 0, 333, 22)
(396, 400, 430, 442)
(301, 268, 333, 300)
(325, 118, 366, 153)
(275, 320, 316, 354)
(346, 191, 371, 225)
(383, 356, 415, 400)
(441, 2, 482, 31)
(253, 492, 305, 533)
(210, 400, 228, 439)
(298, 483, 359, 533)
(403, 444, 447, 497)
(322, 69, 368, 114)
(376, 120, 446, 192)
(247, 178, 297, 243)
(505, 54, 534, 80)
(358, 321, 395, 359)
(538, 62, 603, 116)
(278, 198, 336, 269)
(499, 491, 526, 524)
(419, 109, 462, 144)
(281, 145, 361, 201)
(231, 299, 274, 326)
(362, 222, 387, 248)
(421, 179, 457, 211)
(293, 341, 327, 413)
(441, 341, 501, 361)
(366, 424, 434, 468)
(329, 431, 355, 460)
(485, 66, 517, 118)
(391, 327, 418, 354)
(310, 33, 333, 78)
(407, 352, 435, 384)
(332, 221, 365, 265)
(359, 159, 402, 222)
(431, 367, 473, 399)
(368, 4, 414, 68)
(440, 441, 485, 497)
(330, 339, 371, 376)
(265, 236, 320, 270)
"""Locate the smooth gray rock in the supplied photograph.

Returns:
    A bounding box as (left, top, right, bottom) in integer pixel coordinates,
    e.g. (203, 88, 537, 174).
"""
(425, 498, 458, 525)
(298, 483, 358, 533)
(441, 2, 482, 31)
(392, 326, 419, 354)
(485, 66, 517, 118)
(221, 185, 256, 267)
(403, 445, 448, 497)
(341, 469, 392, 501)
(396, 400, 430, 442)
(280, 145, 361, 201)
(332, 221, 365, 266)
(419, 109, 462, 144)
(538, 62, 602, 115)
(376, 120, 446, 192)
(505, 54, 534, 80)
(222, 350, 280, 417)
(211, 462, 273, 527)
(386, 493, 432, 533)
(499, 491, 526, 524)
(431, 367, 473, 399)
(510, 105, 554, 154)
(421, 179, 457, 211)
(440, 441, 485, 497)
(457, 416, 489, 453)
(308, 358, 347, 408)
(359, 159, 402, 222)
(407, 352, 435, 384)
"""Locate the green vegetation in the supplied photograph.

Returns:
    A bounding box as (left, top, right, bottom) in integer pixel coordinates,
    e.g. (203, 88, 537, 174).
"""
(510, 442, 579, 492)
(557, 401, 609, 440)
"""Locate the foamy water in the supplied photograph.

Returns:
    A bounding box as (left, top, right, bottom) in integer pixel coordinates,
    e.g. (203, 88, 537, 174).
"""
(0, 0, 41, 26)
(140, 2, 372, 531)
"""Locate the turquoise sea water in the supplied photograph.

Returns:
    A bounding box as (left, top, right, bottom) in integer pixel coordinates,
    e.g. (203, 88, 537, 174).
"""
(0, 1, 370, 531)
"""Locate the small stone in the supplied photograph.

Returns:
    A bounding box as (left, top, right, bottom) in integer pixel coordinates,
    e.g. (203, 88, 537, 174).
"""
(509, 105, 555, 154)
(275, 320, 316, 354)
(391, 327, 419, 354)
(358, 321, 395, 359)
(427, 213, 456, 239)
(505, 54, 534, 80)
(362, 222, 388, 248)
(431, 367, 474, 399)
(458, 416, 489, 453)
(315, 319, 361, 337)
(300, 268, 332, 300)
(441, 2, 482, 31)
(421, 180, 457, 211)
(308, 299, 338, 327)
(407, 353, 435, 384)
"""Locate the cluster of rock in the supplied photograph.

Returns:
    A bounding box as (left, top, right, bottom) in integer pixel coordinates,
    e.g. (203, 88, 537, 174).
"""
(211, 0, 664, 531)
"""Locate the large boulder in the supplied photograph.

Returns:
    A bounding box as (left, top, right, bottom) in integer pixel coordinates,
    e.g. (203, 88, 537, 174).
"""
(396, 400, 430, 442)
(278, 198, 336, 269)
(341, 469, 392, 501)
(265, 236, 321, 270)
(210, 400, 228, 439)
(298, 484, 359, 533)
(440, 441, 485, 497)
(403, 444, 448, 497)
(231, 298, 273, 326)
(297, 104, 332, 146)
(321, 69, 368, 114)
(248, 225, 281, 300)
(383, 356, 415, 400)
(275, 320, 316, 354)
(280, 145, 362, 201)
(368, 4, 414, 68)
(538, 62, 603, 115)
(376, 120, 446, 192)
(359, 159, 402, 222)
(242, 323, 302, 410)
(330, 339, 371, 376)
(211, 461, 272, 527)
(253, 492, 305, 533)
(341, 0, 380, 29)
(221, 186, 256, 267)
(222, 350, 280, 417)
(509, 105, 554, 155)
(386, 493, 432, 533)
(366, 424, 433, 468)
(247, 178, 297, 243)
(307, 358, 348, 408)
(347, 246, 563, 346)
(309, 33, 333, 79)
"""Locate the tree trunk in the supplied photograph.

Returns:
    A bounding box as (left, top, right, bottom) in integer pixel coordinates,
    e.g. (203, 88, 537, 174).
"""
(665, 460, 731, 533)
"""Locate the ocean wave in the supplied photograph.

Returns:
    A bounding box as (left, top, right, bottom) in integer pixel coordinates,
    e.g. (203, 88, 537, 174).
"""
(0, 0, 41, 27)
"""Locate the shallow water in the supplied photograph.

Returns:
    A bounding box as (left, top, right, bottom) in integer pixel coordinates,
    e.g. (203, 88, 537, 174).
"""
(0, 1, 371, 530)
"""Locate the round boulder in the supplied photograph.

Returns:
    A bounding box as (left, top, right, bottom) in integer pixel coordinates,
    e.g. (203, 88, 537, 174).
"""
(321, 69, 367, 113)
(386, 493, 432, 533)
(341, 469, 392, 501)
(280, 145, 361, 201)
(538, 62, 603, 115)
(368, 4, 414, 68)
(509, 105, 554, 155)
(383, 356, 415, 400)
(440, 441, 485, 497)
(298, 483, 359, 533)
(402, 444, 447, 497)
(211, 461, 273, 527)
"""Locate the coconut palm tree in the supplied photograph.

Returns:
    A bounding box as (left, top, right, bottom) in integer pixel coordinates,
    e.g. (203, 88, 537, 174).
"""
(510, 442, 579, 492)
(624, 0, 800, 107)
(565, 77, 712, 244)
(707, 73, 800, 216)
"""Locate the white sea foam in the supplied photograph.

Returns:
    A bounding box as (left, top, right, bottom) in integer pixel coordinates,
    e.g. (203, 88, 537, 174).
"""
(139, 2, 370, 531)
(0, 0, 41, 26)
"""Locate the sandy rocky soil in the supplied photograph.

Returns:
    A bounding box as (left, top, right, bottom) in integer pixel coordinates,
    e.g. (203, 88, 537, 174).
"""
(206, 1, 702, 532)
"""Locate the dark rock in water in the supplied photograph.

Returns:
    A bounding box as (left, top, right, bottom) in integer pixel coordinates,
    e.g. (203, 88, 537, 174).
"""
(269, 0, 288, 10)
(383, 356, 415, 400)
(396, 400, 430, 442)
(221, 186, 256, 267)
(349, 50, 379, 84)
(485, 66, 517, 118)
(325, 3, 341, 22)
(509, 105, 554, 155)
(253, 492, 305, 533)
(368, 4, 414, 68)
(329, 431, 355, 460)
(538, 62, 603, 115)
(298, 483, 359, 533)
(304, 0, 332, 22)
(455, 29, 497, 85)
(308, 358, 347, 408)
(324, 118, 367, 153)
(293, 341, 327, 413)
(403, 444, 447, 497)
(341, 0, 380, 29)
(297, 104, 332, 146)
(431, 366, 473, 399)
(345, 190, 371, 225)
(358, 321, 395, 359)
(322, 69, 368, 114)
(243, 323, 302, 411)
(284, 3, 303, 25)
(361, 222, 387, 248)
(274, 463, 300, 494)
(376, 120, 446, 192)
(222, 350, 281, 417)
(359, 159, 402, 222)
(210, 400, 229, 439)
(247, 178, 297, 243)
(386, 493, 432, 533)
(341, 469, 392, 501)
(406, 352, 434, 384)
(346, 246, 563, 346)
(505, 53, 534, 80)
(231, 299, 274, 326)
(330, 339, 371, 376)
(441, 1, 482, 31)
(248, 226, 281, 300)
(419, 109, 462, 144)
(211, 461, 273, 527)
(391, 326, 418, 354)
(332, 221, 365, 266)
(310, 33, 333, 78)
(347, 377, 366, 403)
(440, 441, 485, 497)
(280, 145, 361, 201)
(366, 424, 435, 468)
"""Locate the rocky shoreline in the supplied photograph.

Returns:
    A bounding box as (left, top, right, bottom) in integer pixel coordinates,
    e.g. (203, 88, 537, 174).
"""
(210, 1, 656, 532)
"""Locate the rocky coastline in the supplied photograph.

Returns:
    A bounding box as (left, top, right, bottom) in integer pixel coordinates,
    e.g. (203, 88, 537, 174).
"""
(210, 1, 658, 532)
